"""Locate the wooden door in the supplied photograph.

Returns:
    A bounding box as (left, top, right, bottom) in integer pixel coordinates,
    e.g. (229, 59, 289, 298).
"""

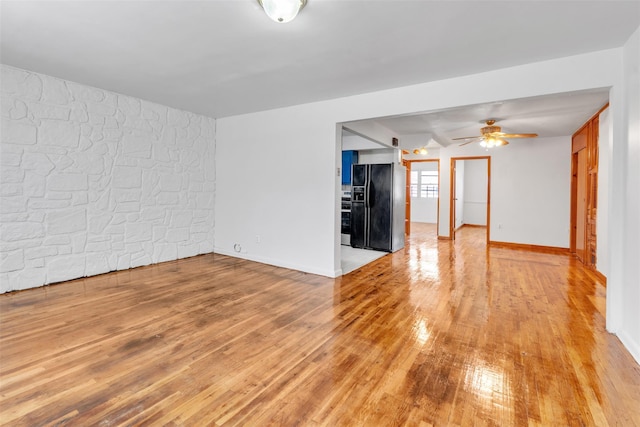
(586, 116, 599, 266)
(570, 106, 604, 269)
(575, 148, 587, 263)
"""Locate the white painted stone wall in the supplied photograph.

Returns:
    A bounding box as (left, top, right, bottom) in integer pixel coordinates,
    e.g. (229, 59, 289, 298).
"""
(0, 65, 216, 293)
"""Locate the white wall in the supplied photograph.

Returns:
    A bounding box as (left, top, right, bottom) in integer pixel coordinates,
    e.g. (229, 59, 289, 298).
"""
(621, 26, 640, 364)
(0, 65, 216, 292)
(508, 137, 569, 246)
(597, 107, 610, 277)
(216, 108, 338, 276)
(410, 161, 438, 224)
(462, 159, 488, 226)
(342, 133, 385, 151)
(357, 149, 398, 164)
(441, 137, 571, 247)
(607, 26, 640, 364)
(216, 49, 622, 279)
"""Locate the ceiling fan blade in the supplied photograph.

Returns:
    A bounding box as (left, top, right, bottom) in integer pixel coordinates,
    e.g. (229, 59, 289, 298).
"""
(498, 133, 538, 138)
(452, 135, 482, 141)
(458, 140, 477, 147)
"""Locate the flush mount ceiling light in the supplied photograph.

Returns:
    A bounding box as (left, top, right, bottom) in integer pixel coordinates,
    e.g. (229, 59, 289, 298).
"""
(258, 0, 307, 23)
(413, 146, 428, 155)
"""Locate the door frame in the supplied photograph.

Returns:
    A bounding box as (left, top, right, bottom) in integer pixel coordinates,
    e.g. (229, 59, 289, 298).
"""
(449, 156, 491, 243)
(404, 159, 440, 236)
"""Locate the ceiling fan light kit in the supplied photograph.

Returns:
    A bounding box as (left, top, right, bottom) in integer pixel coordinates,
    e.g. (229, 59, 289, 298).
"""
(258, 0, 307, 23)
(453, 119, 538, 148)
(479, 137, 508, 148)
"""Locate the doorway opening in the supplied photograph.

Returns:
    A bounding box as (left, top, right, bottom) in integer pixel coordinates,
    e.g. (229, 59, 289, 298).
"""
(449, 156, 491, 243)
(339, 126, 401, 274)
(404, 159, 440, 238)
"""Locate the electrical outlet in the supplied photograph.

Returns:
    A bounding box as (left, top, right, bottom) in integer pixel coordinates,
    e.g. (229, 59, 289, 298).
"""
(255, 235, 261, 243)
(498, 223, 502, 229)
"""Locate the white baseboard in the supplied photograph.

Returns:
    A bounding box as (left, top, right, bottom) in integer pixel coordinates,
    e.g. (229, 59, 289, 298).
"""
(618, 330, 640, 366)
(213, 248, 339, 278)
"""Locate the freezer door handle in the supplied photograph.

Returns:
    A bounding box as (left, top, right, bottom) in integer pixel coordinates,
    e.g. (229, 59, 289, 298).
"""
(365, 180, 370, 208)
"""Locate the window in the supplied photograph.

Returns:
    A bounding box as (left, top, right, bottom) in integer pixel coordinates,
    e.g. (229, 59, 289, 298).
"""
(410, 169, 438, 199)
(410, 171, 419, 198)
(420, 171, 438, 198)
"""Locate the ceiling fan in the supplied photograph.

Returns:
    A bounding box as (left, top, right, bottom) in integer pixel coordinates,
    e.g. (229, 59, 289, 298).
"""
(453, 119, 538, 148)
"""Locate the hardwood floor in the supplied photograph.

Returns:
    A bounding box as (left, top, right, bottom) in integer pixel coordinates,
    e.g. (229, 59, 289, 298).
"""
(1, 223, 639, 426)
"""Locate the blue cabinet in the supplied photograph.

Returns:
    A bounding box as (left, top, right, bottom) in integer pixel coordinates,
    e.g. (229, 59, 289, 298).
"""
(342, 151, 359, 185)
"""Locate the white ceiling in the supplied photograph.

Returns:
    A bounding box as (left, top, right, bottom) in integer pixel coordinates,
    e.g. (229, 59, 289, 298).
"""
(347, 88, 611, 149)
(1, 1, 638, 148)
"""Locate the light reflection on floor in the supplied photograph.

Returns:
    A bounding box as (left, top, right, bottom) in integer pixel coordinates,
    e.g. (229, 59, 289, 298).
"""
(464, 361, 511, 409)
(409, 245, 440, 279)
(414, 319, 431, 345)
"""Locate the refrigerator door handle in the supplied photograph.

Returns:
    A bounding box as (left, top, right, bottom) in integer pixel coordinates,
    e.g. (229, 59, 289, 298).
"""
(365, 201, 370, 247)
(365, 180, 370, 209)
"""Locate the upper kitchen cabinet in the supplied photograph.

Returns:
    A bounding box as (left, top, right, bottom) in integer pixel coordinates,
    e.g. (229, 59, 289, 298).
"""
(342, 150, 359, 185)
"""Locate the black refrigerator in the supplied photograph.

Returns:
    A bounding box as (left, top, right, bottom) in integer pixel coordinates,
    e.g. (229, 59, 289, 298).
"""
(350, 163, 406, 252)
